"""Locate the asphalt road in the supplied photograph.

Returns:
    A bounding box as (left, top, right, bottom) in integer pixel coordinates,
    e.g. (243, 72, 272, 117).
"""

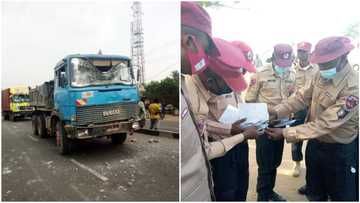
(2, 119, 179, 201)
(144, 117, 179, 132)
(247, 139, 308, 201)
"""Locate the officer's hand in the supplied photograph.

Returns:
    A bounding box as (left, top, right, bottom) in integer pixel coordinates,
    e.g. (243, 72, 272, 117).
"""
(242, 126, 259, 140)
(231, 118, 247, 135)
(265, 128, 284, 140)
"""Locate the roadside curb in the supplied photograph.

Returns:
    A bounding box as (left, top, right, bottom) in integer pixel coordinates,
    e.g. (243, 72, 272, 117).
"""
(136, 129, 179, 139)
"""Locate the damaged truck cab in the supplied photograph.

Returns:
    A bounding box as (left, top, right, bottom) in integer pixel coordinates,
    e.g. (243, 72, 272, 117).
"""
(31, 54, 140, 154)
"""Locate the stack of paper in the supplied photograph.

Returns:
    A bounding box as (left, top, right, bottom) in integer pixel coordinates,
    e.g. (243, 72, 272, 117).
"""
(218, 103, 269, 134)
(219, 103, 269, 125)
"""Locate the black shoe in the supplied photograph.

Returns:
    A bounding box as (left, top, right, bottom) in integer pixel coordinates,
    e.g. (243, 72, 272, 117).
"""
(298, 185, 307, 195)
(269, 191, 287, 201)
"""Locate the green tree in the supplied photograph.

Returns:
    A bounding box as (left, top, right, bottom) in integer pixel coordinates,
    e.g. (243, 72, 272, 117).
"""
(144, 71, 179, 108)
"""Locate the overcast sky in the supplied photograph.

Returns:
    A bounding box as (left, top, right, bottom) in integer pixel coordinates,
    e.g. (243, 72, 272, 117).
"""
(206, 0, 359, 59)
(1, 1, 180, 88)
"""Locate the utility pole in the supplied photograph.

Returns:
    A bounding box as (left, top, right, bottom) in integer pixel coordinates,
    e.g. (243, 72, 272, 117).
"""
(131, 1, 145, 85)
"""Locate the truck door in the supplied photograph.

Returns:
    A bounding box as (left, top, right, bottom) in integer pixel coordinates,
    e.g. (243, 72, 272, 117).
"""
(54, 62, 70, 121)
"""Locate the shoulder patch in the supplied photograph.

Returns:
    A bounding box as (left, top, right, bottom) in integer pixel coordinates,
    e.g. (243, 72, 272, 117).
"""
(345, 95, 359, 110)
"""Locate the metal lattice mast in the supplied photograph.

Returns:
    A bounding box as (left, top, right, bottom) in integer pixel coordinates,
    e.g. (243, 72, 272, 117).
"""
(131, 1, 145, 84)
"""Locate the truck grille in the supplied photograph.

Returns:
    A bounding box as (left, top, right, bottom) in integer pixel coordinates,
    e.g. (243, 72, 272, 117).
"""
(76, 102, 138, 126)
(19, 106, 34, 111)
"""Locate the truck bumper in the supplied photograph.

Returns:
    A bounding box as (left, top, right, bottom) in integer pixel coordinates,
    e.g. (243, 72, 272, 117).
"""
(64, 120, 140, 139)
(13, 111, 33, 118)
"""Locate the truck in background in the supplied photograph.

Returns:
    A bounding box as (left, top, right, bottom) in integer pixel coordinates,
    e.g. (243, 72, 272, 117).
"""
(30, 54, 140, 154)
(2, 86, 34, 121)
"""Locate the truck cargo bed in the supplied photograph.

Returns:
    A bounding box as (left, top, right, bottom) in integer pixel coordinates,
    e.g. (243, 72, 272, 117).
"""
(30, 80, 54, 109)
(2, 88, 11, 111)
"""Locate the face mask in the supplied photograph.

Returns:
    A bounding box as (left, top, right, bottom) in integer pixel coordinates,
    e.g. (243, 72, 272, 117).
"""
(185, 35, 209, 74)
(320, 67, 337, 79)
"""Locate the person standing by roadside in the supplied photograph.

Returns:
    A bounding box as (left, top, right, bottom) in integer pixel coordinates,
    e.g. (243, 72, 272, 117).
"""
(138, 97, 147, 128)
(149, 99, 161, 130)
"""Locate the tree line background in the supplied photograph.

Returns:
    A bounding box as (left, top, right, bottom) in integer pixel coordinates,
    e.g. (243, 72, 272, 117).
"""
(143, 70, 179, 109)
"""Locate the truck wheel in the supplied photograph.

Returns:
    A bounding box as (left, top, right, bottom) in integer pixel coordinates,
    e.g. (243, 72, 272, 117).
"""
(3, 113, 9, 120)
(56, 121, 72, 155)
(32, 115, 39, 135)
(37, 114, 47, 138)
(111, 133, 127, 145)
(10, 113, 16, 122)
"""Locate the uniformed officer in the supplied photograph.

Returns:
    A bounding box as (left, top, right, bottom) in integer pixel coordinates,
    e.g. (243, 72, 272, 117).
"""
(291, 42, 318, 177)
(192, 38, 259, 201)
(181, 2, 219, 201)
(267, 36, 358, 201)
(246, 43, 296, 201)
(290, 42, 319, 197)
(181, 2, 257, 201)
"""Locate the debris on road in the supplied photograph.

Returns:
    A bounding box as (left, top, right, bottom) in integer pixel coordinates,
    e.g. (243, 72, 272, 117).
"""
(26, 178, 42, 185)
(148, 138, 159, 143)
(3, 167, 12, 175)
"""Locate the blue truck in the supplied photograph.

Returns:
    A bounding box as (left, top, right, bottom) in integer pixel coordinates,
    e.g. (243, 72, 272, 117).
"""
(30, 54, 140, 154)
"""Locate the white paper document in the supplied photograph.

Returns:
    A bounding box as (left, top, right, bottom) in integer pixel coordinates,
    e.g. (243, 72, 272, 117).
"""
(219, 103, 269, 125)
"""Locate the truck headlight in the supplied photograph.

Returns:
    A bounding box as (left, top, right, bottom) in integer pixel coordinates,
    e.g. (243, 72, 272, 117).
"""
(77, 129, 89, 137)
(132, 122, 140, 130)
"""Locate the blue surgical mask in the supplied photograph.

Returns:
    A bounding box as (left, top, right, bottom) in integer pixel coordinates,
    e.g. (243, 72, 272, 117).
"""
(320, 67, 337, 79)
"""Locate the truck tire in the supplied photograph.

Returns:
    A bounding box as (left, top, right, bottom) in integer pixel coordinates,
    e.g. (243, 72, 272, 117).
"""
(32, 114, 39, 135)
(111, 133, 127, 145)
(3, 113, 9, 120)
(56, 121, 72, 155)
(9, 113, 16, 122)
(37, 114, 47, 138)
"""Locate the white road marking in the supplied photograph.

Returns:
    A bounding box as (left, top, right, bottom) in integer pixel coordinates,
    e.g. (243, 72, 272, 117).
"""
(23, 153, 56, 196)
(70, 184, 90, 201)
(27, 134, 39, 142)
(70, 159, 109, 182)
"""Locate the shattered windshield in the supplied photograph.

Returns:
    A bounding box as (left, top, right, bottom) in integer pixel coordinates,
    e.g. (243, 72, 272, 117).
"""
(71, 57, 132, 87)
(12, 95, 30, 103)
